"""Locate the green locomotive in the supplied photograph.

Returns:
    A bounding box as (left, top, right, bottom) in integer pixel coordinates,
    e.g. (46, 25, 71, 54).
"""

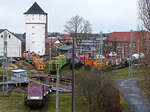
(45, 55, 67, 73)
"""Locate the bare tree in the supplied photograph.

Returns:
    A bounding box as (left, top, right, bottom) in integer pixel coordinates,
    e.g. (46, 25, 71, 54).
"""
(138, 0, 150, 31)
(75, 68, 122, 112)
(138, 1, 150, 68)
(64, 15, 92, 45)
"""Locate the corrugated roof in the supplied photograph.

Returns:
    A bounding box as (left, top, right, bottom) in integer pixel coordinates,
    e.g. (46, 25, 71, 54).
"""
(24, 2, 47, 14)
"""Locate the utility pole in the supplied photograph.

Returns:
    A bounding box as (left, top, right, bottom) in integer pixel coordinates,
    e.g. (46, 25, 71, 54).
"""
(56, 65, 60, 112)
(122, 46, 125, 59)
(72, 34, 75, 112)
(128, 30, 133, 77)
(2, 31, 9, 96)
(49, 37, 52, 60)
(98, 32, 103, 67)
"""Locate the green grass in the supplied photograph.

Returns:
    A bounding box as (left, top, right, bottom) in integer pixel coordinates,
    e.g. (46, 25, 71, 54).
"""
(60, 65, 70, 73)
(0, 92, 78, 112)
(120, 94, 130, 110)
(138, 80, 150, 98)
(46, 94, 72, 112)
(106, 66, 149, 81)
(0, 92, 27, 112)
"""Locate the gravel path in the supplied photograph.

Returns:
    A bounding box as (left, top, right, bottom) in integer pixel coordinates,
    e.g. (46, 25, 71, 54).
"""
(116, 78, 150, 112)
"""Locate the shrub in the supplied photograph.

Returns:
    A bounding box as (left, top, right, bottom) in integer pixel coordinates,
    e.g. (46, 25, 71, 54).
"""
(75, 67, 122, 112)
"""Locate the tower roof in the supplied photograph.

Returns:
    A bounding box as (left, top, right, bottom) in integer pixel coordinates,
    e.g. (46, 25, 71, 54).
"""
(24, 2, 47, 15)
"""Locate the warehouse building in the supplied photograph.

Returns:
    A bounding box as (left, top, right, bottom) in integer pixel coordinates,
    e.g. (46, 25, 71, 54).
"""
(0, 29, 22, 57)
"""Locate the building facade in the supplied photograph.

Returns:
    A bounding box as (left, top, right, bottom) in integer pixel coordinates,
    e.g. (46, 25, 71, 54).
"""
(24, 2, 48, 55)
(0, 29, 22, 57)
(104, 31, 150, 58)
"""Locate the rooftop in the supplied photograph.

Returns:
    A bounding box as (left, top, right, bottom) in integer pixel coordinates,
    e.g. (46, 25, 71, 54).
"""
(11, 69, 27, 73)
(105, 31, 149, 42)
(24, 2, 47, 15)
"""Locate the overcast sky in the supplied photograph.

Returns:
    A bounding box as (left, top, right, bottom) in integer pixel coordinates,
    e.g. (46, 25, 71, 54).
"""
(0, 0, 138, 33)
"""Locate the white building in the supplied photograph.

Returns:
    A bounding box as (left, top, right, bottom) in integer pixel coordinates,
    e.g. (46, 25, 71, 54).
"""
(24, 2, 48, 55)
(0, 29, 22, 57)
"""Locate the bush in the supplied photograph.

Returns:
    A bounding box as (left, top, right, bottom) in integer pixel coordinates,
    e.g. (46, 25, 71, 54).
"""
(75, 67, 122, 112)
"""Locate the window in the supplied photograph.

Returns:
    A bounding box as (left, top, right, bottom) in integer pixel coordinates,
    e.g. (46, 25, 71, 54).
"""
(9, 35, 11, 38)
(108, 42, 112, 46)
(133, 43, 136, 47)
(117, 43, 121, 48)
(124, 43, 128, 47)
(1, 35, 3, 38)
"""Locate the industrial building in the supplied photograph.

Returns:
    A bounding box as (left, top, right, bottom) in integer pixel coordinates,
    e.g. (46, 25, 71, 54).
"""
(0, 29, 22, 57)
(24, 2, 48, 55)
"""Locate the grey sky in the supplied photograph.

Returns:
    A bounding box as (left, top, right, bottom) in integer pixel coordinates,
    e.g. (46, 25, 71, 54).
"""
(0, 0, 138, 33)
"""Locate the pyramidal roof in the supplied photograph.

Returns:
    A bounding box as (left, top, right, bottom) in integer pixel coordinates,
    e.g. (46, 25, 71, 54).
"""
(24, 2, 47, 15)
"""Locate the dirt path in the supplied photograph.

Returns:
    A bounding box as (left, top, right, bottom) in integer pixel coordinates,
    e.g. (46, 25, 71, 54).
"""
(116, 78, 150, 112)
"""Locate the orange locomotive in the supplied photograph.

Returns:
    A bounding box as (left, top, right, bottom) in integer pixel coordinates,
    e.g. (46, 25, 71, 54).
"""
(84, 58, 107, 67)
(23, 51, 45, 71)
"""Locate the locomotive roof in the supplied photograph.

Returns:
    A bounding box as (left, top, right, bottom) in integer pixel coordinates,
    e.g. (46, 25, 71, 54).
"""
(31, 74, 48, 78)
(11, 69, 27, 73)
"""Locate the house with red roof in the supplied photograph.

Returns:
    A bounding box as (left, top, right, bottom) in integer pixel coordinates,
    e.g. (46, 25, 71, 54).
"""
(45, 37, 63, 55)
(60, 34, 73, 45)
(104, 31, 150, 58)
(62, 34, 71, 39)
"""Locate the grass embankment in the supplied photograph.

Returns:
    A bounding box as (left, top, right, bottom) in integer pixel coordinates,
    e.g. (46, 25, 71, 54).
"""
(0, 93, 82, 112)
(106, 66, 149, 81)
(41, 94, 87, 112)
(0, 92, 27, 112)
(138, 80, 150, 101)
(45, 94, 72, 112)
(106, 66, 150, 111)
(120, 94, 130, 110)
